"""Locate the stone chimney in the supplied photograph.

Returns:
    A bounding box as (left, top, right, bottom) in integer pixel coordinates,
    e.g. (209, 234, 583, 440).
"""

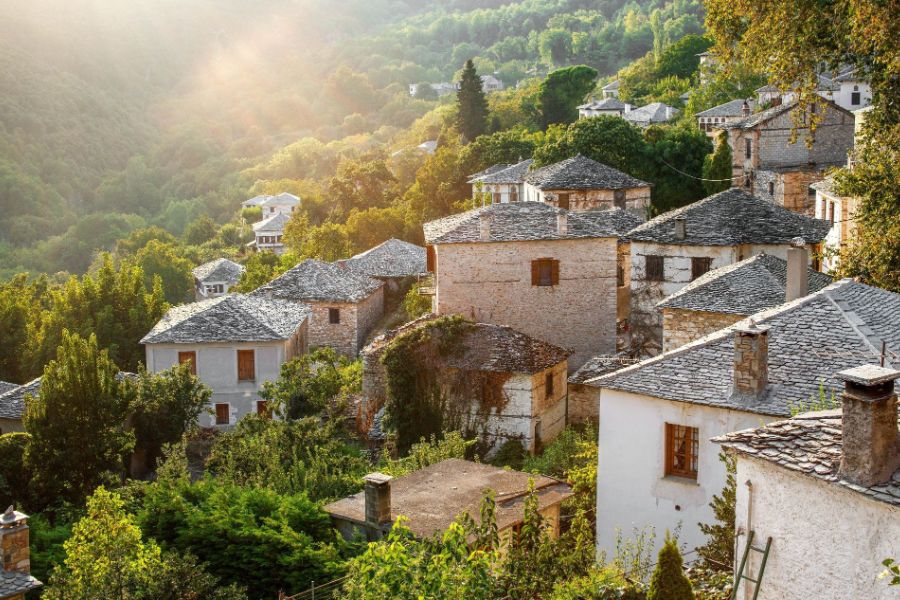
(337, 259, 347, 270)
(741, 100, 751, 117)
(557, 212, 568, 236)
(363, 472, 393, 540)
(479, 212, 491, 242)
(733, 321, 769, 397)
(0, 506, 31, 575)
(674, 216, 686, 240)
(785, 238, 808, 302)
(836, 365, 900, 487)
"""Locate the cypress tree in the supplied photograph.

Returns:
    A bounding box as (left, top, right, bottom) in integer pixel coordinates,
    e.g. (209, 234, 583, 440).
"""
(456, 60, 488, 143)
(647, 534, 695, 600)
(702, 130, 733, 195)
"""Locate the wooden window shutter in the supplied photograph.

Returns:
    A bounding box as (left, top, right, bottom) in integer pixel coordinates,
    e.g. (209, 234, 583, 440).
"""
(178, 351, 196, 375)
(550, 260, 560, 285)
(237, 350, 255, 381)
(215, 404, 230, 425)
(426, 245, 436, 272)
(531, 260, 540, 285)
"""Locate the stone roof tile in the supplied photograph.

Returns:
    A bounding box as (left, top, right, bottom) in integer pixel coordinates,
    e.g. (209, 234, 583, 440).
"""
(0, 378, 41, 420)
(346, 239, 426, 279)
(192, 258, 245, 284)
(473, 159, 534, 184)
(252, 212, 291, 233)
(0, 570, 42, 596)
(524, 155, 649, 190)
(252, 259, 383, 303)
(695, 99, 752, 118)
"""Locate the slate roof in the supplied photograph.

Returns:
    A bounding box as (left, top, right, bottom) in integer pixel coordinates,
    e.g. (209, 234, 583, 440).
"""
(722, 100, 798, 130)
(755, 74, 839, 93)
(0, 569, 42, 596)
(696, 99, 752, 118)
(252, 212, 291, 233)
(810, 176, 838, 196)
(242, 194, 271, 207)
(324, 459, 573, 539)
(623, 102, 679, 125)
(252, 259, 383, 303)
(657, 254, 833, 315)
(140, 295, 310, 344)
(578, 98, 628, 111)
(569, 355, 637, 385)
(260, 192, 300, 207)
(524, 155, 649, 191)
(346, 238, 426, 279)
(602, 80, 620, 91)
(468, 163, 511, 183)
(192, 258, 245, 284)
(587, 279, 900, 417)
(626, 188, 831, 246)
(473, 159, 534, 184)
(833, 67, 864, 83)
(713, 409, 900, 506)
(0, 378, 41, 420)
(0, 381, 17, 396)
(423, 203, 644, 245)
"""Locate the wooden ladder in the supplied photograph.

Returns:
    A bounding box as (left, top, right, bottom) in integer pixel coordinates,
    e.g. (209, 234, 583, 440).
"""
(730, 530, 773, 600)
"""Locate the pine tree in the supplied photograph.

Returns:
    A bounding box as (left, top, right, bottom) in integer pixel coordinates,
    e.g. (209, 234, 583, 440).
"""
(702, 130, 733, 195)
(647, 534, 695, 600)
(456, 60, 488, 143)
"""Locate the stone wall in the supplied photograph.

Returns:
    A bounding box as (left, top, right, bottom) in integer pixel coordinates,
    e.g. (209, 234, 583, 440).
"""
(0, 521, 31, 575)
(662, 308, 745, 352)
(308, 288, 384, 358)
(528, 185, 651, 216)
(0, 417, 24, 434)
(356, 288, 386, 353)
(753, 168, 828, 216)
(435, 237, 618, 370)
(568, 382, 599, 424)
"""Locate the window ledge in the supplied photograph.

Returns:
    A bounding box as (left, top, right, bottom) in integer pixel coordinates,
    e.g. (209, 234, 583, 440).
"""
(662, 475, 699, 486)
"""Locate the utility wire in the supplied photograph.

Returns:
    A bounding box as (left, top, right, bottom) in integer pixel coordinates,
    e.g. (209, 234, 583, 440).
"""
(656, 157, 747, 183)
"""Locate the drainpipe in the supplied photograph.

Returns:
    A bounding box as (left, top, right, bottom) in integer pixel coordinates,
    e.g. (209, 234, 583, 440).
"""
(743, 479, 754, 600)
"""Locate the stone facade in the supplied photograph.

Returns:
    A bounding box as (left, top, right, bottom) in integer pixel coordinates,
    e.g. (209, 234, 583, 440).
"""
(751, 168, 828, 216)
(308, 288, 384, 357)
(434, 238, 618, 369)
(661, 308, 744, 352)
(567, 382, 598, 425)
(524, 184, 650, 216)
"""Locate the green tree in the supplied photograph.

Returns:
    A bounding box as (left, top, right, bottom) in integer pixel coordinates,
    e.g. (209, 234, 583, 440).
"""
(538, 29, 573, 67)
(533, 116, 648, 177)
(0, 432, 31, 508)
(300, 222, 352, 262)
(231, 252, 284, 293)
(183, 214, 219, 246)
(538, 65, 598, 128)
(130, 239, 194, 304)
(702, 131, 733, 195)
(414, 83, 438, 100)
(655, 34, 712, 80)
(456, 60, 489, 143)
(647, 535, 695, 600)
(24, 331, 133, 507)
(644, 124, 712, 213)
(0, 274, 44, 383)
(259, 347, 361, 418)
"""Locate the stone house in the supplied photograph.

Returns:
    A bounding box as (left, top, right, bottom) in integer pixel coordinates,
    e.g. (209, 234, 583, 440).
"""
(0, 379, 40, 434)
(424, 202, 643, 370)
(324, 459, 572, 543)
(832, 67, 872, 111)
(360, 316, 571, 452)
(601, 79, 620, 98)
(523, 154, 651, 215)
(258, 192, 300, 216)
(626, 188, 830, 353)
(657, 250, 832, 351)
(716, 99, 855, 214)
(253, 259, 384, 357)
(141, 294, 310, 428)
(753, 73, 839, 107)
(241, 194, 270, 209)
(623, 102, 679, 128)
(0, 508, 42, 599)
(251, 212, 290, 255)
(714, 365, 900, 600)
(585, 278, 900, 560)
(577, 97, 632, 119)
(812, 174, 862, 273)
(469, 159, 534, 205)
(480, 74, 505, 93)
(346, 238, 426, 310)
(192, 258, 245, 301)
(695, 98, 753, 136)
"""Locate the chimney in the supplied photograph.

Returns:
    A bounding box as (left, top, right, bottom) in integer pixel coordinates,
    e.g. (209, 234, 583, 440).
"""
(337, 259, 347, 270)
(557, 212, 568, 236)
(479, 212, 491, 242)
(741, 100, 751, 117)
(0, 506, 31, 575)
(785, 238, 808, 302)
(363, 473, 393, 540)
(836, 365, 900, 487)
(674, 216, 686, 240)
(733, 321, 769, 397)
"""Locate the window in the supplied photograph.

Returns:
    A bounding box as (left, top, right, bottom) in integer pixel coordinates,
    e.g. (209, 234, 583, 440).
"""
(665, 423, 699, 479)
(493, 192, 502, 204)
(215, 403, 230, 425)
(645, 255, 664, 282)
(617, 264, 625, 287)
(557, 193, 570, 210)
(545, 372, 554, 399)
(691, 257, 713, 280)
(851, 91, 860, 106)
(257, 400, 270, 418)
(531, 258, 559, 287)
(828, 202, 835, 224)
(510, 188, 518, 203)
(329, 308, 341, 324)
(178, 351, 197, 375)
(237, 350, 255, 381)
(426, 245, 436, 272)
(745, 138, 752, 159)
(613, 189, 626, 209)
(205, 284, 224, 295)
(767, 181, 774, 196)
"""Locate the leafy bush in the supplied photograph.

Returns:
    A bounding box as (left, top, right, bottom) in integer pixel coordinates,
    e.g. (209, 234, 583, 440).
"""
(647, 535, 695, 600)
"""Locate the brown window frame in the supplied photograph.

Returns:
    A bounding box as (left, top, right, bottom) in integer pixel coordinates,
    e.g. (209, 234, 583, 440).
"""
(665, 423, 699, 480)
(691, 257, 713, 281)
(510, 188, 518, 203)
(215, 403, 230, 425)
(613, 189, 626, 209)
(767, 181, 774, 196)
(178, 351, 197, 375)
(827, 202, 835, 224)
(545, 371, 554, 399)
(617, 264, 625, 287)
(329, 308, 341, 324)
(745, 138, 752, 159)
(645, 255, 664, 282)
(237, 349, 255, 382)
(851, 91, 860, 106)
(531, 258, 559, 287)
(557, 193, 570, 210)
(493, 192, 502, 204)
(256, 400, 270, 418)
(426, 245, 436, 272)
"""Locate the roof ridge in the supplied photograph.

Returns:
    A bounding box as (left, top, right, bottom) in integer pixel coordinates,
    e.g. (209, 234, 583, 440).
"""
(821, 283, 895, 368)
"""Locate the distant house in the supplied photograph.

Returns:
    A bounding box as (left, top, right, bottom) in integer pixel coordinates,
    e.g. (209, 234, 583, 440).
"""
(469, 159, 534, 205)
(424, 202, 642, 369)
(657, 251, 832, 351)
(241, 194, 271, 209)
(577, 97, 632, 119)
(325, 459, 573, 542)
(417, 140, 438, 155)
(192, 258, 245, 301)
(141, 295, 310, 428)
(587, 278, 900, 560)
(714, 365, 900, 600)
(523, 154, 652, 215)
(695, 98, 753, 136)
(360, 317, 571, 452)
(0, 379, 40, 434)
(716, 99, 855, 214)
(601, 79, 620, 99)
(623, 102, 679, 128)
(812, 175, 862, 273)
(259, 192, 299, 217)
(346, 238, 426, 308)
(480, 74, 504, 93)
(408, 82, 457, 97)
(832, 67, 872, 111)
(253, 259, 385, 357)
(626, 188, 830, 352)
(251, 212, 290, 255)
(754, 73, 839, 107)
